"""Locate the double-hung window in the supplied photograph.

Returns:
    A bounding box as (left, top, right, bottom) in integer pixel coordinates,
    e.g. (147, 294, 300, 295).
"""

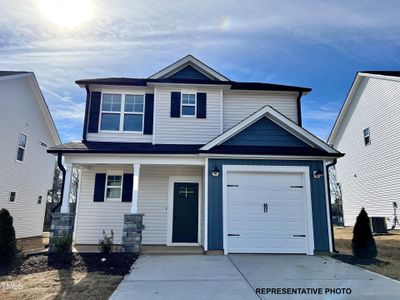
(100, 94, 122, 131)
(106, 174, 122, 201)
(9, 192, 16, 203)
(124, 95, 144, 132)
(363, 128, 371, 145)
(17, 133, 27, 162)
(181, 93, 196, 116)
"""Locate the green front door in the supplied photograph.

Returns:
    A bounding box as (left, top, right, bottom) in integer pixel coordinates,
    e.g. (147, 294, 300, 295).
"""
(172, 182, 199, 243)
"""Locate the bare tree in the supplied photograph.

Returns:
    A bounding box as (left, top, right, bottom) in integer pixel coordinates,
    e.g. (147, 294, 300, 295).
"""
(329, 166, 343, 225)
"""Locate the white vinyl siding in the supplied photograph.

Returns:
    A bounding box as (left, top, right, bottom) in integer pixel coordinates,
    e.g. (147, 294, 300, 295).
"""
(154, 86, 222, 144)
(74, 165, 203, 245)
(223, 91, 299, 131)
(333, 77, 400, 226)
(0, 76, 56, 238)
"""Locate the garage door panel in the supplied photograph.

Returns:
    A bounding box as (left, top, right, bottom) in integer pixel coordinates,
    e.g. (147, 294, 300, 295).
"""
(226, 169, 309, 254)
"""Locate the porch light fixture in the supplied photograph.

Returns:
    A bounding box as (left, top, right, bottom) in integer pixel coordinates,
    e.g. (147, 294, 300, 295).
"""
(313, 169, 324, 179)
(211, 166, 220, 177)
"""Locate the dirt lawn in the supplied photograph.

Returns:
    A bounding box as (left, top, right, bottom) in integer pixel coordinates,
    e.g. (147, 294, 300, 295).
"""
(0, 270, 122, 300)
(334, 227, 400, 281)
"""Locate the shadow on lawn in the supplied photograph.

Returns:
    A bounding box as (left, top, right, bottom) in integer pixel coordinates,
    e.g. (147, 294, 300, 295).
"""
(332, 253, 389, 267)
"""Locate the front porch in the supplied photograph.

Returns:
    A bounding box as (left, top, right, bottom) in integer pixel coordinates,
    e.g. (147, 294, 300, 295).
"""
(57, 156, 207, 253)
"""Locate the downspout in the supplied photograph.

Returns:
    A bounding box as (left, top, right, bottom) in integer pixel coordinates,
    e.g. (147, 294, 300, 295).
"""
(296, 91, 303, 127)
(52, 152, 66, 212)
(326, 159, 338, 253)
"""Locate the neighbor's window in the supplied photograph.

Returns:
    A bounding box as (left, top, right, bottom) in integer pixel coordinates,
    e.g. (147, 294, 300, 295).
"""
(100, 94, 122, 131)
(106, 175, 122, 201)
(124, 95, 144, 132)
(181, 93, 196, 116)
(37, 195, 42, 204)
(363, 128, 371, 145)
(9, 192, 16, 203)
(16, 132, 27, 162)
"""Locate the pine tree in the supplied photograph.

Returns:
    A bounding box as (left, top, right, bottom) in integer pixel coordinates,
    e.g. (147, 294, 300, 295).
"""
(352, 208, 377, 258)
(0, 209, 17, 266)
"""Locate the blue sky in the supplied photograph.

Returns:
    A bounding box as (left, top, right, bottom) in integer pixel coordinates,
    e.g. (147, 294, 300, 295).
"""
(1, 0, 400, 142)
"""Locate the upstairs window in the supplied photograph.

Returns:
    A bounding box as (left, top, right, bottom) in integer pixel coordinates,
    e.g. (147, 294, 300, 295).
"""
(124, 95, 144, 132)
(106, 174, 122, 201)
(17, 133, 27, 162)
(9, 192, 16, 203)
(100, 94, 122, 131)
(363, 128, 371, 145)
(181, 93, 196, 116)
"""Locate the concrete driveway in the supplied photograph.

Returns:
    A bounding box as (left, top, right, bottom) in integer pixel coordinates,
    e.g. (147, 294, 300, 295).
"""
(110, 254, 400, 300)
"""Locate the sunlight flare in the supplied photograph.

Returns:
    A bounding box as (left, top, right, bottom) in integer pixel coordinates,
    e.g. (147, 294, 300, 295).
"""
(38, 0, 93, 28)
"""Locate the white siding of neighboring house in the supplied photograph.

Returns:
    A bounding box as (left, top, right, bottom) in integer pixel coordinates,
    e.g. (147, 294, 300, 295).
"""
(154, 85, 222, 144)
(0, 76, 56, 238)
(74, 164, 204, 245)
(86, 85, 154, 143)
(333, 77, 400, 227)
(223, 91, 299, 131)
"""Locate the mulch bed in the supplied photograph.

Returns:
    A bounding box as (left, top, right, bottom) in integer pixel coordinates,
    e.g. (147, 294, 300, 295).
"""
(0, 253, 138, 276)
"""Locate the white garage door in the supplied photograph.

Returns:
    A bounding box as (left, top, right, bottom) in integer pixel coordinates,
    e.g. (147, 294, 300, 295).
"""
(226, 169, 310, 254)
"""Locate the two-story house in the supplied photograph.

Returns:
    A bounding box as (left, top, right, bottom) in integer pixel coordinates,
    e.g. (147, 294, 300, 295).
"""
(0, 71, 60, 242)
(329, 71, 400, 228)
(48, 55, 342, 255)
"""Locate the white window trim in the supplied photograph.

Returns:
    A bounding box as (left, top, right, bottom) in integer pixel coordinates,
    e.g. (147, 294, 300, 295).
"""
(167, 176, 202, 246)
(181, 92, 197, 117)
(222, 165, 314, 255)
(104, 170, 124, 202)
(9, 191, 16, 203)
(16, 131, 27, 163)
(99, 93, 145, 133)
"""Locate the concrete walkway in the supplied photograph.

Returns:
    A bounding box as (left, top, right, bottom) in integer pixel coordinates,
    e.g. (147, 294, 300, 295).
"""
(110, 254, 400, 300)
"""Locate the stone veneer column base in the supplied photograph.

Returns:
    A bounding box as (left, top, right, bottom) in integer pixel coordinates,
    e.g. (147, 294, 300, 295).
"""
(122, 214, 144, 253)
(48, 213, 75, 253)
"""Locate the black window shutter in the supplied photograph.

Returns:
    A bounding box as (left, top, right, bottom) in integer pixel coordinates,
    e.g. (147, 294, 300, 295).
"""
(143, 94, 154, 135)
(93, 173, 106, 202)
(88, 91, 102, 133)
(170, 92, 181, 118)
(122, 173, 133, 202)
(197, 92, 207, 118)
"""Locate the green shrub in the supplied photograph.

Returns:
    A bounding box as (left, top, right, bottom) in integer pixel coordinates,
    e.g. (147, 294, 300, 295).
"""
(54, 233, 73, 255)
(352, 208, 377, 258)
(0, 209, 17, 266)
(98, 230, 114, 254)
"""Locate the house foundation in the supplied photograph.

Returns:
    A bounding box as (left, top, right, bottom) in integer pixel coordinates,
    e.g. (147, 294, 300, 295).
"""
(122, 214, 144, 253)
(48, 213, 75, 253)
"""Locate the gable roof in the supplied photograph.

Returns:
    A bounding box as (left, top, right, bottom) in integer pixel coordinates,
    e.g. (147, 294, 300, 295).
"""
(0, 71, 61, 145)
(201, 105, 341, 156)
(76, 55, 311, 93)
(148, 55, 230, 81)
(328, 71, 400, 144)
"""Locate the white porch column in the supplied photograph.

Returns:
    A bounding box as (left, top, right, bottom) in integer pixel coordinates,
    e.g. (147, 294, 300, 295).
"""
(60, 163, 73, 213)
(131, 163, 140, 213)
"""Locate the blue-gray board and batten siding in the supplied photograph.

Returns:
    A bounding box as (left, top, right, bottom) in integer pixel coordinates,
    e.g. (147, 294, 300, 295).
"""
(207, 159, 330, 252)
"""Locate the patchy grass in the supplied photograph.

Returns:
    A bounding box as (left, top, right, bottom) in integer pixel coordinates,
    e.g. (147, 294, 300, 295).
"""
(0, 270, 122, 300)
(334, 227, 400, 281)
(0, 253, 137, 299)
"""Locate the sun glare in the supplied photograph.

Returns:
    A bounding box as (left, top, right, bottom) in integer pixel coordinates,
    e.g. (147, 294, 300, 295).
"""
(38, 0, 93, 28)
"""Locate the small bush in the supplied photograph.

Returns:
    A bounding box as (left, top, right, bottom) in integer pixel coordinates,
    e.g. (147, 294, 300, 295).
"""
(98, 230, 114, 254)
(0, 209, 17, 266)
(54, 234, 72, 255)
(352, 208, 377, 258)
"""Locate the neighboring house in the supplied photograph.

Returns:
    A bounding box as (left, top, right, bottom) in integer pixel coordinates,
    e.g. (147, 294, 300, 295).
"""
(0, 71, 61, 239)
(329, 71, 400, 227)
(48, 55, 342, 255)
